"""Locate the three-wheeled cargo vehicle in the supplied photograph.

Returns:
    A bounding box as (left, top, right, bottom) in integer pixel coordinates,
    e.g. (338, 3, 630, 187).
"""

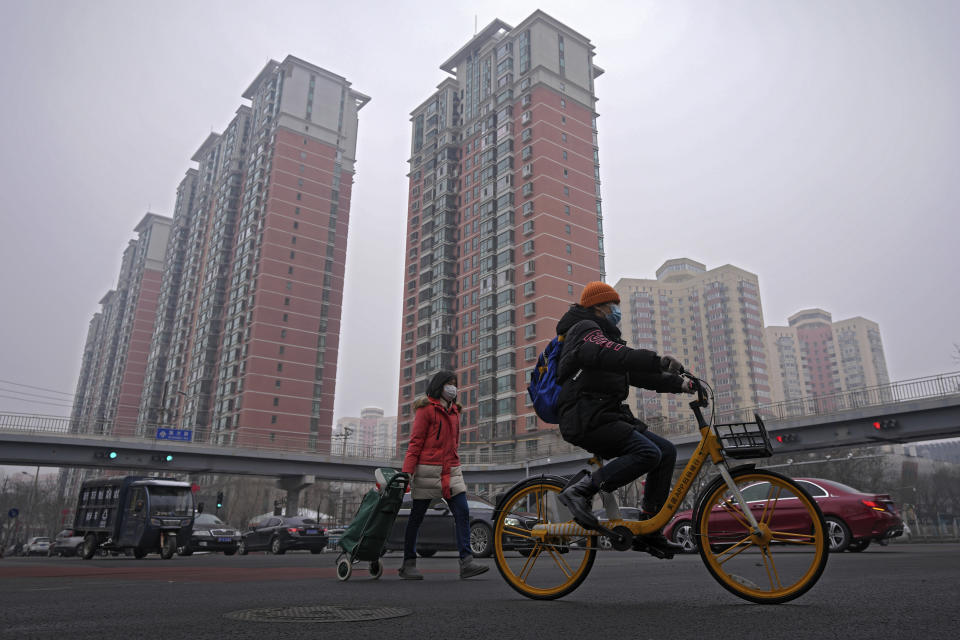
(74, 476, 194, 560)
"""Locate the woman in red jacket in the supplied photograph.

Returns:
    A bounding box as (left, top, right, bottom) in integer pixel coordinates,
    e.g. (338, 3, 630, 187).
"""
(398, 370, 488, 580)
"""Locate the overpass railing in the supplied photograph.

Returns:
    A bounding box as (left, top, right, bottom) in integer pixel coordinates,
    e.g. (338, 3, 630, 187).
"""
(2, 371, 958, 467)
(652, 371, 960, 437)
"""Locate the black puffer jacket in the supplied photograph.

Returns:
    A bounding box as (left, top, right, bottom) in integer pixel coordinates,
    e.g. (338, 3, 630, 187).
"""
(555, 305, 684, 450)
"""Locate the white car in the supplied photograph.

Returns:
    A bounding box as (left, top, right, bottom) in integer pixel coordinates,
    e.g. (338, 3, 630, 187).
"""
(24, 536, 52, 556)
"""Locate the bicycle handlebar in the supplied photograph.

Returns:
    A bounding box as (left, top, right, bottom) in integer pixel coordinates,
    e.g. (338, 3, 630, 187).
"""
(682, 372, 710, 409)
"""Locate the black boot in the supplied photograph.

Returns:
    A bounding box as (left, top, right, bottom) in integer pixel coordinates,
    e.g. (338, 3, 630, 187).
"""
(559, 473, 600, 529)
(634, 532, 683, 557)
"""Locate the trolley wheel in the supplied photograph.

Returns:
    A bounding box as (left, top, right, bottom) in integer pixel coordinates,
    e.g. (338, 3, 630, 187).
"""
(695, 468, 829, 604)
(336, 555, 352, 582)
(492, 475, 597, 600)
(160, 535, 177, 560)
(80, 534, 98, 560)
(369, 559, 383, 580)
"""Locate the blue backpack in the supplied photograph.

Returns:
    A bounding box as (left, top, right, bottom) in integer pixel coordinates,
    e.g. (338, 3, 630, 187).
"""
(527, 335, 567, 424)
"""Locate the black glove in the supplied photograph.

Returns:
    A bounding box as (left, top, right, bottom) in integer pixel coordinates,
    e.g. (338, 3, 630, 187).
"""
(680, 378, 697, 394)
(660, 355, 685, 375)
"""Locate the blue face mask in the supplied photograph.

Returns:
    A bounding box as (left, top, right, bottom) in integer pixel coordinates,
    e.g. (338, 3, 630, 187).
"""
(606, 304, 621, 327)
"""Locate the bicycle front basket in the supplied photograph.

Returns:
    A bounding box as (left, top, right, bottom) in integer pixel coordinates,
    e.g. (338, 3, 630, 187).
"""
(713, 413, 773, 459)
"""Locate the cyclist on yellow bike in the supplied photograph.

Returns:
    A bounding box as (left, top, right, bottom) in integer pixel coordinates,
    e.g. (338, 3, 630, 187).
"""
(556, 281, 696, 555)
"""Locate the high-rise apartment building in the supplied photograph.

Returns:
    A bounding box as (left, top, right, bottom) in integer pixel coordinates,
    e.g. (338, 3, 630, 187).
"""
(334, 407, 398, 455)
(70, 213, 172, 436)
(63, 56, 367, 457)
(396, 12, 606, 459)
(616, 259, 771, 426)
(136, 56, 369, 453)
(764, 309, 890, 407)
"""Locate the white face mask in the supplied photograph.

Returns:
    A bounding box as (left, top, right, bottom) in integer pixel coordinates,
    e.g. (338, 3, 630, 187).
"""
(442, 385, 458, 401)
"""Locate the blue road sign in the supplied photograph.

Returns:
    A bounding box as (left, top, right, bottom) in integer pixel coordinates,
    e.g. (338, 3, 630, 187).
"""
(156, 429, 192, 442)
(8, 508, 18, 518)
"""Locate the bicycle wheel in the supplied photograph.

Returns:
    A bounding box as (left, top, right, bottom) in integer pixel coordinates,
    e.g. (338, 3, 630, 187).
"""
(493, 476, 597, 600)
(695, 468, 828, 604)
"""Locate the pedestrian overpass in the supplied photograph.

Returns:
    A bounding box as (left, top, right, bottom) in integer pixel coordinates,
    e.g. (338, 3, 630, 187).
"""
(2, 372, 958, 509)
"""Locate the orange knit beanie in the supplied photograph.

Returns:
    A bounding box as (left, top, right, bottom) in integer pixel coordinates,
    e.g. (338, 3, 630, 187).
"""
(579, 281, 620, 308)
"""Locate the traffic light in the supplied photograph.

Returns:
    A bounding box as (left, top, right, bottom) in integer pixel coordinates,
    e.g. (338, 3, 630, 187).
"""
(95, 450, 118, 460)
(775, 433, 799, 443)
(216, 491, 224, 509)
(872, 419, 898, 430)
(150, 453, 174, 462)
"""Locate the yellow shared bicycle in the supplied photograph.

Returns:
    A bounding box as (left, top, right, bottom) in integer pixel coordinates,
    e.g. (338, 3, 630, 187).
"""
(492, 375, 829, 604)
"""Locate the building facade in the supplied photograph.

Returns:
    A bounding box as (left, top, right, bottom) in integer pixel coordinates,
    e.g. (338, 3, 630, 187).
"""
(764, 309, 890, 408)
(334, 407, 398, 456)
(144, 56, 368, 452)
(69, 214, 172, 437)
(71, 56, 368, 456)
(616, 259, 771, 429)
(396, 11, 606, 460)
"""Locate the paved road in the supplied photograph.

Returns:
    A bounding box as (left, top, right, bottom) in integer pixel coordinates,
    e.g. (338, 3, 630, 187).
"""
(1, 544, 958, 639)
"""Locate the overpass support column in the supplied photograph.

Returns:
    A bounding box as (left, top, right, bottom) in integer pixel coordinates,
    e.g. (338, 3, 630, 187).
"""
(278, 475, 315, 516)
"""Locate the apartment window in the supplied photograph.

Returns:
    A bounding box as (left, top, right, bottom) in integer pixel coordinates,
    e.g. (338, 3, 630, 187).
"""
(568, 284, 574, 295)
(280, 329, 287, 338)
(296, 193, 302, 200)
(562, 151, 567, 161)
(566, 264, 573, 275)
(522, 221, 534, 235)
(284, 297, 290, 306)
(561, 133, 567, 142)
(561, 98, 566, 108)
(277, 363, 283, 372)
(295, 207, 300, 215)
(273, 397, 279, 406)
(271, 415, 277, 424)
(563, 168, 568, 178)
(522, 183, 533, 197)
(523, 281, 535, 296)
(565, 224, 571, 234)
(282, 313, 289, 322)
(525, 346, 537, 361)
(290, 251, 295, 259)
(565, 244, 572, 254)
(524, 302, 536, 316)
(522, 201, 534, 217)
(521, 128, 532, 142)
(293, 221, 299, 230)
(524, 260, 535, 274)
(564, 205, 571, 215)
(522, 145, 532, 160)
(275, 380, 281, 387)
(563, 186, 569, 196)
(522, 240, 535, 255)
(524, 323, 537, 339)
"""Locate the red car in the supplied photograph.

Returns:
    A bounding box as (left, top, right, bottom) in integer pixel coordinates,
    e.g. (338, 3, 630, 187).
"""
(664, 477, 903, 553)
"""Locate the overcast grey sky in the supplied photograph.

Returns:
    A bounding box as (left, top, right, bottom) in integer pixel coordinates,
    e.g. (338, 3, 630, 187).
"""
(0, 0, 957, 425)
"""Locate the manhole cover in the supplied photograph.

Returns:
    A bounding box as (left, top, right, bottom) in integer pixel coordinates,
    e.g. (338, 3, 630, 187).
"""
(225, 604, 412, 623)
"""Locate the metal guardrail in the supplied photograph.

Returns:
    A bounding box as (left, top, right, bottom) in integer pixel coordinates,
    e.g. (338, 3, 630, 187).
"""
(653, 371, 960, 437)
(2, 371, 959, 467)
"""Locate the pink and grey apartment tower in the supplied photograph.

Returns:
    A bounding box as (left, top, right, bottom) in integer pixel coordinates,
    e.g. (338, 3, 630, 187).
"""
(397, 11, 606, 461)
(65, 56, 370, 455)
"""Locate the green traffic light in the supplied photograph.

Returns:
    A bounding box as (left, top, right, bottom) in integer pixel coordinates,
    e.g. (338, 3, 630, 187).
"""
(109, 451, 118, 459)
(165, 454, 174, 462)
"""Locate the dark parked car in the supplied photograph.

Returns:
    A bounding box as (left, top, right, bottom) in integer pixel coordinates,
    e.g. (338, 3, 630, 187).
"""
(179, 513, 240, 556)
(384, 494, 535, 558)
(238, 516, 327, 555)
(664, 477, 903, 553)
(50, 530, 85, 557)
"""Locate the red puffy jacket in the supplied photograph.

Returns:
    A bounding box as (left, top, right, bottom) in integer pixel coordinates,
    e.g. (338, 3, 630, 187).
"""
(401, 397, 462, 497)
